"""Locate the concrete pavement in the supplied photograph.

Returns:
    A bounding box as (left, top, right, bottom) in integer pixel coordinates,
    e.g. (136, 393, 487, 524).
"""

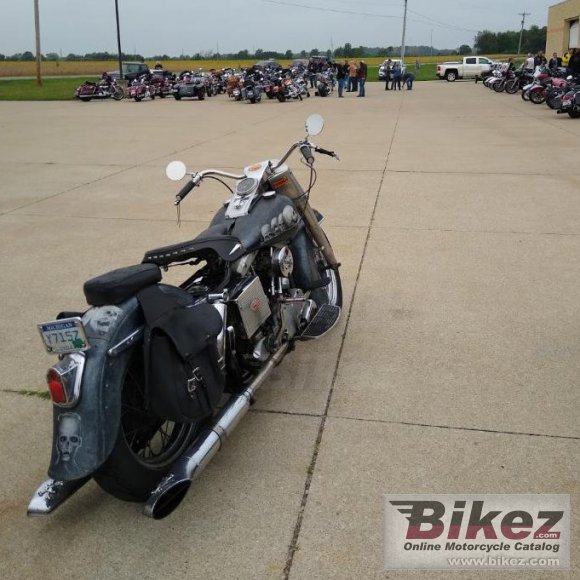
(0, 83, 578, 579)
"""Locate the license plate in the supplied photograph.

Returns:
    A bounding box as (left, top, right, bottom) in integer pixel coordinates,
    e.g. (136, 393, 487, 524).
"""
(38, 317, 90, 354)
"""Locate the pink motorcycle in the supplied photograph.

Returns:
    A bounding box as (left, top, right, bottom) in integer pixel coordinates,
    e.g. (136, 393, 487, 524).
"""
(74, 74, 124, 102)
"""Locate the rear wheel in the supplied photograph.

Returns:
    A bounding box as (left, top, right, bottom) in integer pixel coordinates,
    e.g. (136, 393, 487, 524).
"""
(93, 347, 201, 502)
(568, 110, 580, 119)
(445, 71, 457, 82)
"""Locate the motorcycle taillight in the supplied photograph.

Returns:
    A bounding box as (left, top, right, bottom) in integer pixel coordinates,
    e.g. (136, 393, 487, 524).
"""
(45, 353, 85, 407)
(47, 369, 67, 404)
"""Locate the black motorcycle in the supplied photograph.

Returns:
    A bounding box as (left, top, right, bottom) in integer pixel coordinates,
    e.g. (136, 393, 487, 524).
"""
(172, 72, 206, 100)
(28, 114, 342, 520)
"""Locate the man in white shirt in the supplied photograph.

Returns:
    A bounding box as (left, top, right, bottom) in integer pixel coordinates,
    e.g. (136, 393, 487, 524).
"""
(524, 53, 535, 71)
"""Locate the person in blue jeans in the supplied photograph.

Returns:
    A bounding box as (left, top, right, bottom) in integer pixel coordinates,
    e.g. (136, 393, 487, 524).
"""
(390, 64, 402, 90)
(357, 60, 367, 97)
(336, 62, 347, 97)
(403, 71, 415, 90)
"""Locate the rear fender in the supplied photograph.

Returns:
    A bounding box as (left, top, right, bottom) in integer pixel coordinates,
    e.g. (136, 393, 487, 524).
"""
(47, 297, 143, 481)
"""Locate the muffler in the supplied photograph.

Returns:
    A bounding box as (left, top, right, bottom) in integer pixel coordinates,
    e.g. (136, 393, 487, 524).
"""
(143, 342, 289, 519)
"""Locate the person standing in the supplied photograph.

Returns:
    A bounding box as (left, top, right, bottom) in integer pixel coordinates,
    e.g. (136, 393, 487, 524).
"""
(357, 60, 367, 97)
(548, 52, 559, 69)
(384, 58, 392, 90)
(390, 63, 402, 90)
(569, 48, 580, 76)
(524, 53, 535, 72)
(348, 60, 358, 92)
(562, 49, 572, 68)
(336, 61, 346, 97)
(308, 60, 317, 89)
(534, 51, 547, 68)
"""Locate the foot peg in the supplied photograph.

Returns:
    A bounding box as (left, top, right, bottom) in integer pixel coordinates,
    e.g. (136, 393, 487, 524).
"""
(300, 304, 341, 339)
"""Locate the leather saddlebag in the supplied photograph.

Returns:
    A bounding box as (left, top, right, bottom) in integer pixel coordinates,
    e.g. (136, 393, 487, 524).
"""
(137, 285, 224, 423)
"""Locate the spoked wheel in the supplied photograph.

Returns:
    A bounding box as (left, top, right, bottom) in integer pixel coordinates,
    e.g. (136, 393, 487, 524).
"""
(94, 347, 201, 502)
(113, 87, 124, 101)
(505, 80, 519, 94)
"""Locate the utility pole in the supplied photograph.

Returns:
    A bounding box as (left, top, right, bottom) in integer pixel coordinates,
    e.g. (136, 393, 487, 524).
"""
(34, 0, 42, 86)
(517, 11, 531, 55)
(400, 0, 408, 62)
(115, 0, 123, 82)
(430, 29, 433, 57)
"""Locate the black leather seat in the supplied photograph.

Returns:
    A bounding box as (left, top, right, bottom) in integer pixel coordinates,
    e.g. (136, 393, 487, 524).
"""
(84, 263, 161, 306)
(142, 224, 246, 267)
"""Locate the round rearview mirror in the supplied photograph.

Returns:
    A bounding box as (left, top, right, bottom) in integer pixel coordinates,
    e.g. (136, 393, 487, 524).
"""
(166, 160, 187, 181)
(305, 114, 324, 136)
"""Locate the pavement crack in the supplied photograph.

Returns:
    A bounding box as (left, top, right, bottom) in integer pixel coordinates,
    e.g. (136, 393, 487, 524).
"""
(249, 408, 580, 441)
(372, 225, 580, 237)
(1, 388, 50, 400)
(283, 96, 404, 580)
(328, 414, 580, 441)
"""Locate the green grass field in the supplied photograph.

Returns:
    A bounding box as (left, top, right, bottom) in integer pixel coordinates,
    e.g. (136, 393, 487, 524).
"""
(0, 77, 99, 100)
(0, 64, 439, 101)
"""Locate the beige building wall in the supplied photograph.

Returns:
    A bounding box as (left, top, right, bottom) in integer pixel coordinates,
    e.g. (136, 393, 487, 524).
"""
(546, 0, 580, 56)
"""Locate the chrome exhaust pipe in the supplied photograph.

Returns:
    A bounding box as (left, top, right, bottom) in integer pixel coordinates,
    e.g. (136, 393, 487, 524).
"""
(27, 476, 90, 516)
(143, 343, 288, 519)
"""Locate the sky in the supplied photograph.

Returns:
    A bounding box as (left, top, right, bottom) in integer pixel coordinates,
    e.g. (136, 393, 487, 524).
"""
(1, 0, 554, 57)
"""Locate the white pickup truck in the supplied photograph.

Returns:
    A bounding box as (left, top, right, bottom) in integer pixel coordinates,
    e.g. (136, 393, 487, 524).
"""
(436, 56, 494, 81)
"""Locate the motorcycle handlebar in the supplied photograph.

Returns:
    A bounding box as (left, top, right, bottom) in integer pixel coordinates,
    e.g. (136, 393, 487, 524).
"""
(315, 145, 339, 160)
(175, 179, 195, 204)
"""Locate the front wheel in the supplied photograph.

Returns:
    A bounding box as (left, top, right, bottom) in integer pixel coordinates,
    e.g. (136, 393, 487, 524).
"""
(93, 347, 201, 501)
(505, 80, 519, 94)
(113, 87, 124, 101)
(308, 243, 343, 309)
(529, 88, 546, 104)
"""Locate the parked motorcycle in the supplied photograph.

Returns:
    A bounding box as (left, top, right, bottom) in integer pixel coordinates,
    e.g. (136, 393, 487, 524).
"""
(28, 114, 342, 520)
(74, 74, 124, 102)
(150, 70, 175, 98)
(172, 72, 206, 101)
(242, 74, 262, 103)
(557, 85, 580, 118)
(315, 71, 331, 97)
(128, 74, 156, 102)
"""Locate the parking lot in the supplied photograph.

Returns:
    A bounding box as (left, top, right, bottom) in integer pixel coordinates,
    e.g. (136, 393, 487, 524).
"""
(0, 82, 578, 579)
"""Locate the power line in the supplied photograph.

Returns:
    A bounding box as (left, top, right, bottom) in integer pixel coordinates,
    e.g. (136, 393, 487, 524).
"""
(262, 0, 478, 34)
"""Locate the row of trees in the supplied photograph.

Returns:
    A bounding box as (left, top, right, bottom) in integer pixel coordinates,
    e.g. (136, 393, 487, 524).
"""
(0, 27, 548, 63)
(474, 25, 547, 55)
(0, 45, 468, 63)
